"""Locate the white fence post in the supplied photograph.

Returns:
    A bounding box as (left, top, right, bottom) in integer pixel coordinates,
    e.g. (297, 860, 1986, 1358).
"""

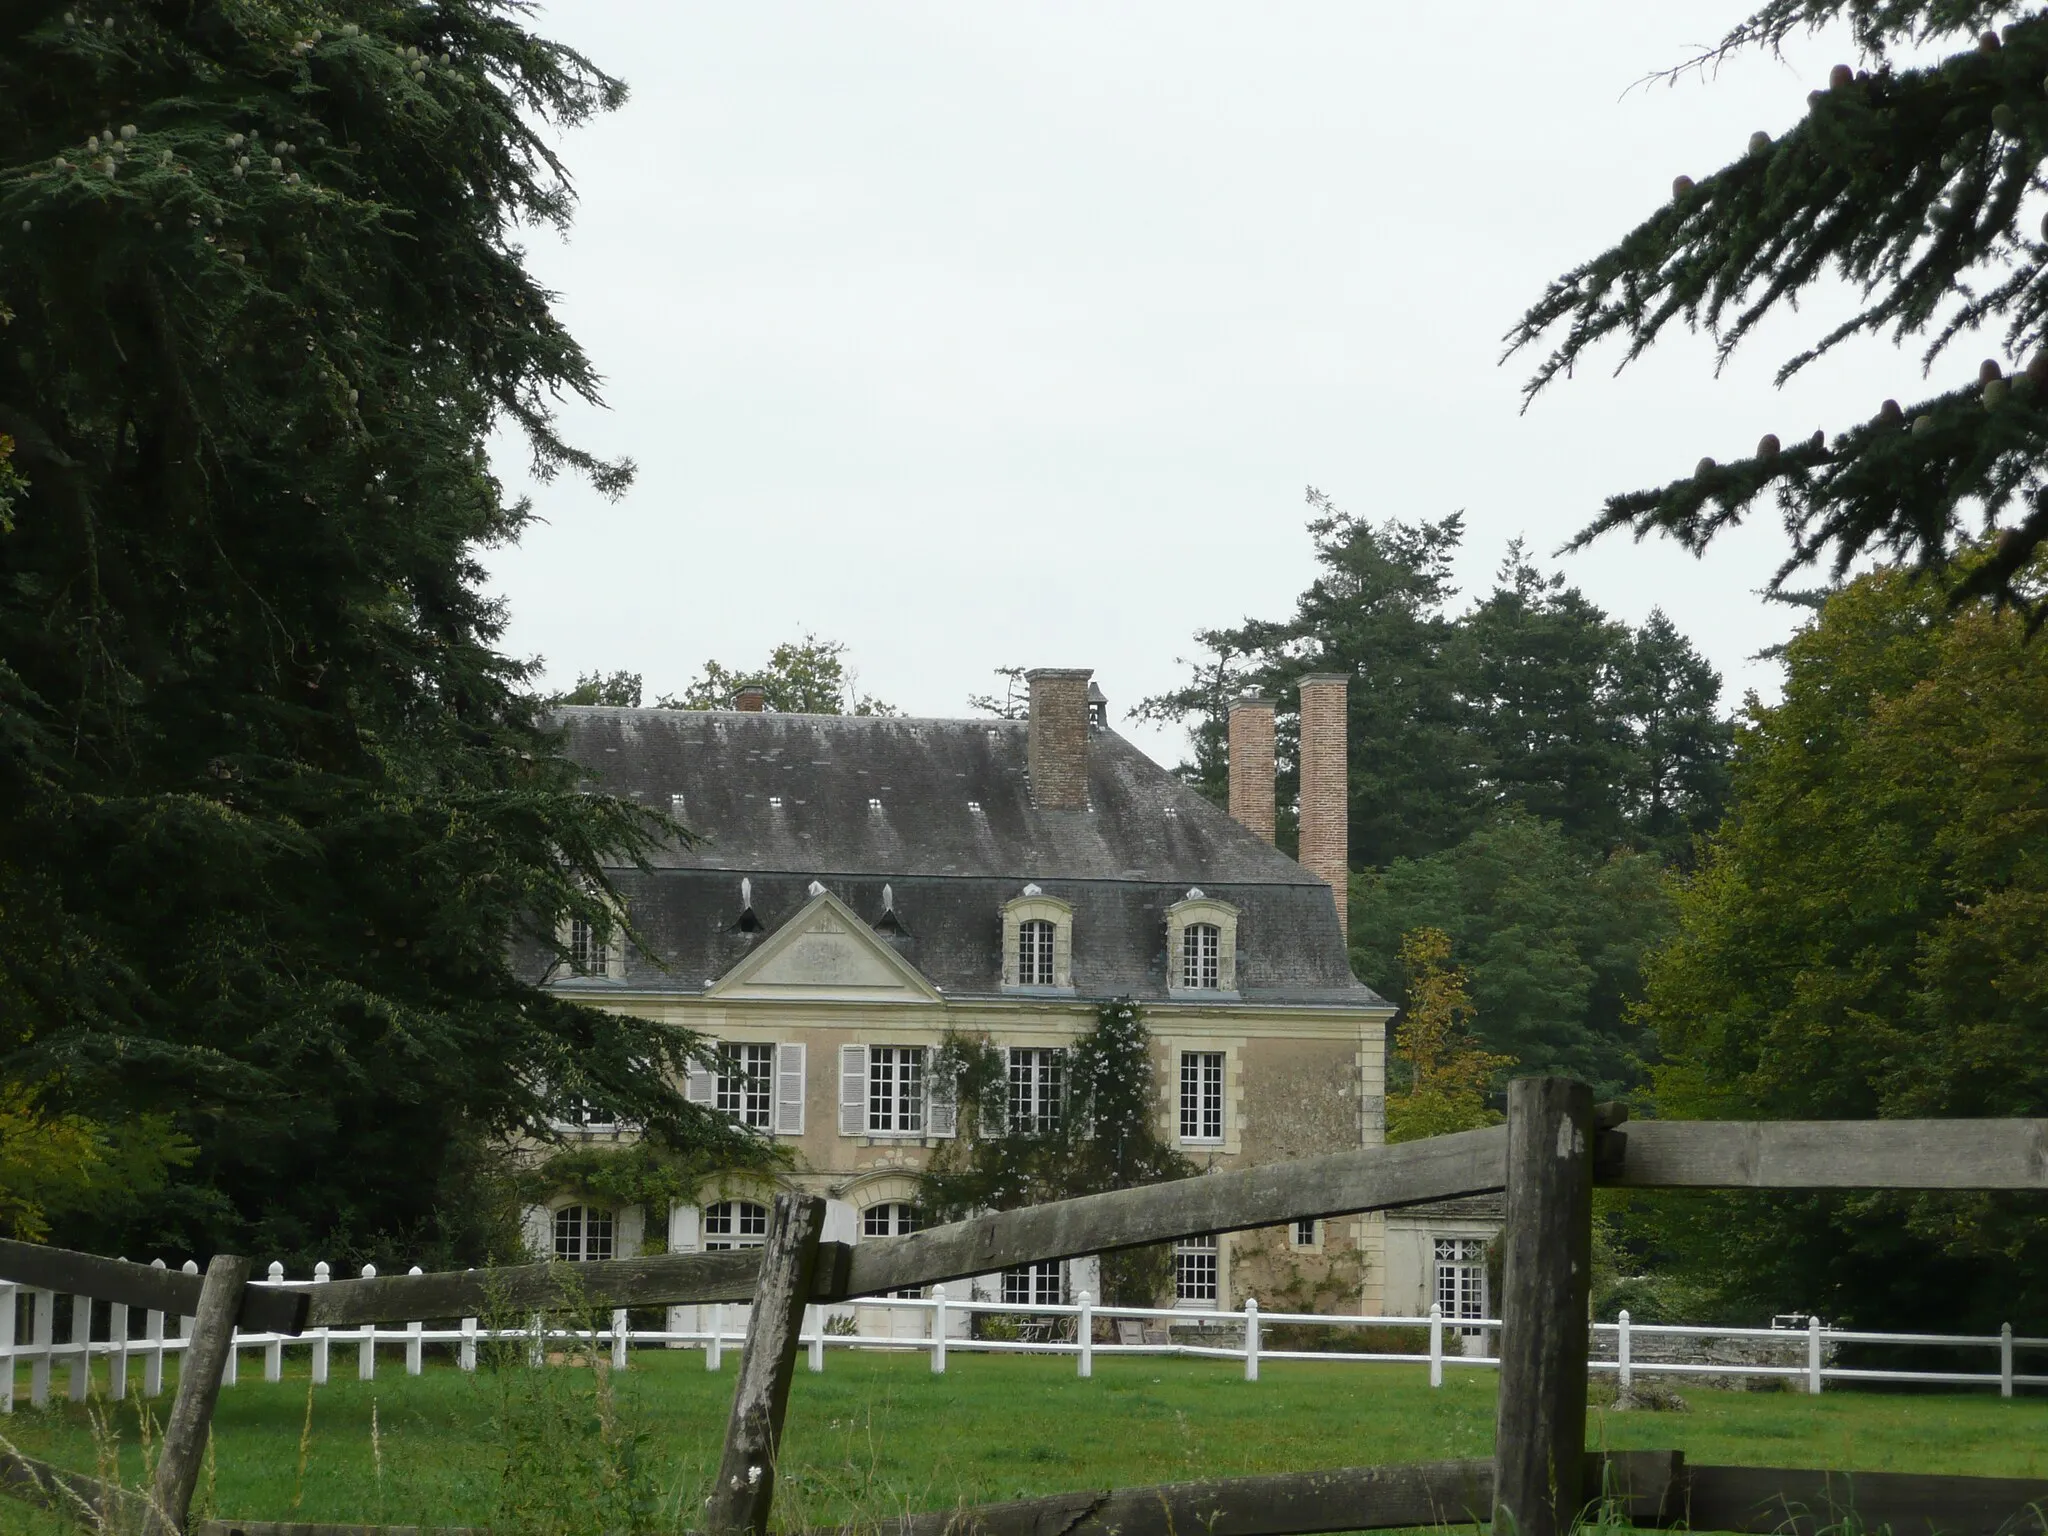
(706, 1303, 723, 1372)
(2002, 1323, 2014, 1399)
(1807, 1314, 1823, 1395)
(358, 1264, 378, 1381)
(1077, 1291, 1093, 1379)
(930, 1284, 948, 1374)
(311, 1262, 330, 1385)
(406, 1266, 424, 1376)
(1243, 1297, 1260, 1383)
(109, 1296, 129, 1401)
(68, 1292, 92, 1401)
(264, 1263, 286, 1382)
(144, 1261, 167, 1399)
(460, 1313, 477, 1373)
(0, 1281, 16, 1413)
(612, 1307, 630, 1372)
(1428, 1303, 1444, 1389)
(804, 1306, 823, 1374)
(31, 1287, 54, 1406)
(1617, 1308, 1632, 1397)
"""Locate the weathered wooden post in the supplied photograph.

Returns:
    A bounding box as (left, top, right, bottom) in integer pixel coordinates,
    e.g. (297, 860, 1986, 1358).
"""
(1492, 1076, 1594, 1536)
(703, 1192, 826, 1536)
(148, 1254, 252, 1536)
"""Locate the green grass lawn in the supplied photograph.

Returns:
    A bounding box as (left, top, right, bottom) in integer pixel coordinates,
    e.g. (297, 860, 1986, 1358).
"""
(3, 1349, 2043, 1532)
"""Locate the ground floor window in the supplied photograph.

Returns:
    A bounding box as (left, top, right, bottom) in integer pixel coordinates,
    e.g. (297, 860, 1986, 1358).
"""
(863, 1201, 926, 1297)
(1434, 1237, 1488, 1334)
(1000, 1260, 1063, 1306)
(553, 1205, 614, 1263)
(704, 1200, 769, 1251)
(1174, 1236, 1218, 1304)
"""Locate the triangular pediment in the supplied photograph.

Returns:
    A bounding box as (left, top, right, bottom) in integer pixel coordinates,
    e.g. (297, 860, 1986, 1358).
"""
(707, 890, 941, 1003)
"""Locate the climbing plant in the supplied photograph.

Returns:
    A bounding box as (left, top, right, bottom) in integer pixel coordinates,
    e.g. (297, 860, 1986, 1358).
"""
(923, 999, 1193, 1305)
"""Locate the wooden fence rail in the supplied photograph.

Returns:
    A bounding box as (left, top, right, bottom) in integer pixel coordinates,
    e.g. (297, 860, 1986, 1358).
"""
(7, 1100, 2048, 1536)
(9, 1117, 2041, 1336)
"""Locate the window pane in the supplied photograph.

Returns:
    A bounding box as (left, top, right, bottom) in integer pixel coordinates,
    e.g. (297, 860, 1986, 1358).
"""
(1174, 1237, 1218, 1303)
(704, 1200, 768, 1252)
(1180, 1052, 1224, 1141)
(554, 1206, 583, 1262)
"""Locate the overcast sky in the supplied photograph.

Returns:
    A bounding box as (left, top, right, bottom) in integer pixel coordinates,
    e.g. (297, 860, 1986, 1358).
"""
(486, 3, 1937, 767)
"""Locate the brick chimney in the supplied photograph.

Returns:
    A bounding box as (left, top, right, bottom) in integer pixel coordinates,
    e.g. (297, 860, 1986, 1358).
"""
(1226, 694, 1276, 844)
(1298, 672, 1349, 938)
(734, 685, 766, 713)
(1026, 668, 1093, 810)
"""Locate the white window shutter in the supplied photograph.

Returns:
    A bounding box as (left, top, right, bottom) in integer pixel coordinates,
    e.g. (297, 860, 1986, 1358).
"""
(668, 1203, 699, 1253)
(839, 1044, 867, 1136)
(928, 1059, 958, 1139)
(686, 1057, 717, 1107)
(775, 1043, 806, 1136)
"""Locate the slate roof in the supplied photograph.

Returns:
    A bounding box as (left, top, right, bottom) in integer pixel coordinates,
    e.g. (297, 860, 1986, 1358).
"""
(540, 708, 1383, 1010)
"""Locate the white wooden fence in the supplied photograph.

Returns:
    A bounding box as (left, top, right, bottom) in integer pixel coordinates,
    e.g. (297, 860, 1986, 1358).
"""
(5, 1265, 2043, 1411)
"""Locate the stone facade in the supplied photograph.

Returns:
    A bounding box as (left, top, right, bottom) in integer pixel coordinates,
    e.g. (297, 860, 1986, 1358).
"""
(531, 675, 1493, 1320)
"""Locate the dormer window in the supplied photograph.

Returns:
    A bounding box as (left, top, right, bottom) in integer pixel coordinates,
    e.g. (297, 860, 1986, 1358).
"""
(569, 914, 611, 976)
(557, 882, 626, 981)
(1181, 923, 1221, 990)
(1166, 892, 1239, 998)
(1018, 919, 1056, 987)
(1001, 889, 1074, 992)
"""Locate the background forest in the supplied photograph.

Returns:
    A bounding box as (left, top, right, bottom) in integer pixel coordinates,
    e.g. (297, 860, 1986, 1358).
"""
(1139, 491, 1733, 1102)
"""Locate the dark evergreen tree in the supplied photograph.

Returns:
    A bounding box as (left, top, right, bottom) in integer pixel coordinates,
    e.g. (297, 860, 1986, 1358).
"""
(1509, 2, 2048, 621)
(1136, 490, 1473, 867)
(0, 1, 756, 1265)
(1139, 490, 1732, 866)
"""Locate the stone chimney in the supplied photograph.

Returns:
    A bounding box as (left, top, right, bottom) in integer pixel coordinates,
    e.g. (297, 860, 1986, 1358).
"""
(1026, 668, 1093, 810)
(734, 685, 766, 713)
(1226, 694, 1276, 844)
(1298, 672, 1350, 938)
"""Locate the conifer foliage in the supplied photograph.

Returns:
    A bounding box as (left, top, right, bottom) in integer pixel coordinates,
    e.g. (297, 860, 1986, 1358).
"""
(0, 2, 744, 1261)
(1510, 3, 2048, 618)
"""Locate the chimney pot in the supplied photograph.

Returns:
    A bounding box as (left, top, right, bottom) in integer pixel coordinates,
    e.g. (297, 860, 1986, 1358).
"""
(1298, 672, 1350, 939)
(1227, 694, 1277, 844)
(734, 685, 766, 713)
(1025, 668, 1093, 810)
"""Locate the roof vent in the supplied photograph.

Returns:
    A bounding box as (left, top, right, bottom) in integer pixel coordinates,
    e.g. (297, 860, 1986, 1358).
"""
(875, 883, 909, 937)
(967, 800, 983, 813)
(868, 797, 883, 811)
(670, 792, 686, 816)
(768, 795, 783, 808)
(732, 877, 763, 934)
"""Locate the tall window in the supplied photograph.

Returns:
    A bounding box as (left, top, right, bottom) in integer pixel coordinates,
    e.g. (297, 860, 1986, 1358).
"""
(1180, 923, 1221, 990)
(1174, 1237, 1218, 1304)
(1007, 1047, 1065, 1134)
(704, 1201, 769, 1251)
(863, 1201, 925, 1297)
(1017, 919, 1056, 987)
(553, 1205, 614, 1262)
(568, 914, 610, 976)
(1435, 1237, 1488, 1334)
(717, 1042, 775, 1129)
(861, 1202, 924, 1238)
(1179, 1051, 1224, 1143)
(1000, 1260, 1063, 1305)
(868, 1046, 926, 1134)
